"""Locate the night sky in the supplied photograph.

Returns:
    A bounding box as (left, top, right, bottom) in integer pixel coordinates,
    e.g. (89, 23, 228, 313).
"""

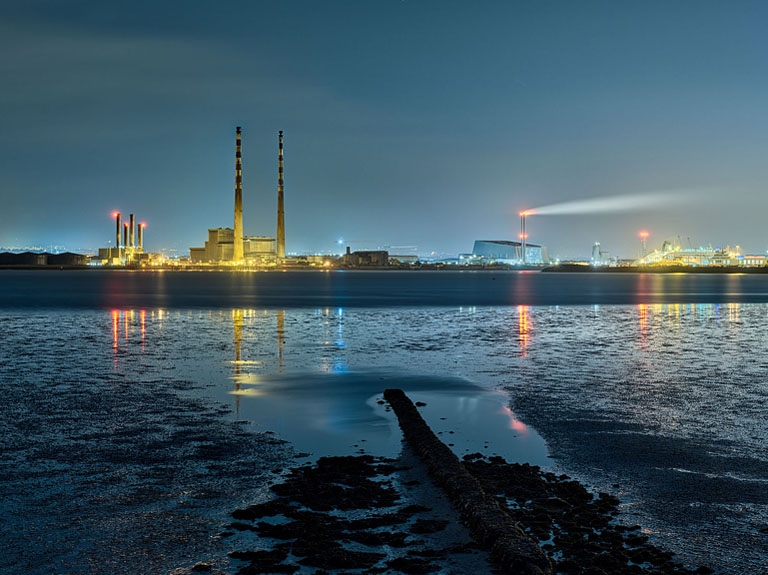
(2, 1, 768, 260)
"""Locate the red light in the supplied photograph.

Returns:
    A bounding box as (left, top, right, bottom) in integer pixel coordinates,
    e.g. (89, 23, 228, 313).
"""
(519, 210, 533, 216)
(639, 231, 649, 239)
(112, 211, 120, 218)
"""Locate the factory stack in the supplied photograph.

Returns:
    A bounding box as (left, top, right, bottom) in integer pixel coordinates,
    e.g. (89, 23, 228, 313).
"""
(233, 126, 244, 263)
(277, 130, 285, 260)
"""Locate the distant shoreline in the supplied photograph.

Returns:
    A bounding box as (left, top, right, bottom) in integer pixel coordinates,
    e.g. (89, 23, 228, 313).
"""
(542, 264, 768, 274)
(2, 263, 768, 274)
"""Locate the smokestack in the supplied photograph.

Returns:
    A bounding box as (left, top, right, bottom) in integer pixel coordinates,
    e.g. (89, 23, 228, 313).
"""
(123, 223, 128, 251)
(138, 223, 145, 251)
(520, 211, 528, 265)
(129, 214, 135, 248)
(233, 126, 244, 262)
(276, 130, 285, 260)
(115, 212, 121, 250)
(522, 213, 526, 264)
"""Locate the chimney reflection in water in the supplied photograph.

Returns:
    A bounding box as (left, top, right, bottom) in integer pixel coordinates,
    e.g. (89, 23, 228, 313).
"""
(233, 309, 244, 416)
(230, 309, 287, 415)
(277, 310, 285, 364)
(110, 309, 149, 368)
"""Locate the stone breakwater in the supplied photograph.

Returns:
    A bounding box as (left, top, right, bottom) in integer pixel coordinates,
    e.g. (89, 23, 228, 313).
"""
(184, 389, 715, 575)
(384, 388, 713, 575)
(384, 388, 554, 575)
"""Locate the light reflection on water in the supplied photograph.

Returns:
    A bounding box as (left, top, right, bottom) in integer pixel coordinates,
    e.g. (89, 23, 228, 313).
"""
(222, 306, 547, 465)
(3, 301, 768, 574)
(95, 302, 768, 470)
(97, 305, 559, 466)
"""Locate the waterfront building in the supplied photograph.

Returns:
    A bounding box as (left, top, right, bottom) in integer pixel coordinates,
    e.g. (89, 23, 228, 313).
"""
(471, 240, 549, 265)
(343, 248, 389, 267)
(591, 242, 611, 266)
(635, 240, 767, 268)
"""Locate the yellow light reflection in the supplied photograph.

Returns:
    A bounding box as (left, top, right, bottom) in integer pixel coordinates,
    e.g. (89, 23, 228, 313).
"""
(517, 305, 530, 356)
(140, 310, 146, 352)
(228, 309, 289, 414)
(229, 387, 265, 397)
(231, 373, 265, 385)
(232, 309, 244, 415)
(277, 310, 285, 367)
(124, 310, 130, 341)
(728, 303, 740, 323)
(637, 304, 648, 347)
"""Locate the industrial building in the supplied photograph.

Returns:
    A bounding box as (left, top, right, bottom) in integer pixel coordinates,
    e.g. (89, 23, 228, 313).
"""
(471, 240, 549, 265)
(591, 242, 611, 266)
(97, 212, 148, 265)
(190, 127, 285, 265)
(0, 252, 88, 267)
(636, 240, 767, 267)
(342, 247, 389, 267)
(190, 229, 276, 264)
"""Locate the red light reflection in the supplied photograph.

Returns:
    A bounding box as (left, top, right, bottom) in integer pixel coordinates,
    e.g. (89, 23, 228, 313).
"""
(110, 309, 148, 366)
(499, 405, 530, 434)
(140, 310, 146, 352)
(112, 310, 119, 352)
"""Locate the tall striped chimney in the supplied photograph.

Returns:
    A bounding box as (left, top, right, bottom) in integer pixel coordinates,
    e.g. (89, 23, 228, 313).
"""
(233, 126, 244, 263)
(276, 130, 285, 260)
(129, 214, 135, 248)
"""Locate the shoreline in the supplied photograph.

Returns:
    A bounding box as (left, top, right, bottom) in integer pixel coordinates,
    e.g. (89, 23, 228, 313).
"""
(3, 263, 768, 274)
(185, 391, 713, 575)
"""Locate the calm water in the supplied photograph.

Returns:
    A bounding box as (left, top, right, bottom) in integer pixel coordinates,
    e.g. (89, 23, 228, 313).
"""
(1, 270, 767, 574)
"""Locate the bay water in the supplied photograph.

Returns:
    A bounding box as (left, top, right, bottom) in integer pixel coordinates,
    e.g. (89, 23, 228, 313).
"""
(1, 270, 767, 574)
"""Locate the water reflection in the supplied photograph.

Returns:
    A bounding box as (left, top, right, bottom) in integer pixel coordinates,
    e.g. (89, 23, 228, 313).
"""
(110, 309, 149, 367)
(317, 307, 348, 373)
(215, 307, 550, 463)
(277, 309, 285, 365)
(517, 305, 530, 356)
(233, 309, 244, 414)
(638, 304, 648, 348)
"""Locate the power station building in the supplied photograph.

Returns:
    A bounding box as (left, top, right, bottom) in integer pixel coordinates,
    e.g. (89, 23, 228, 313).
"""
(190, 228, 276, 264)
(190, 127, 285, 265)
(98, 212, 148, 265)
(471, 240, 549, 265)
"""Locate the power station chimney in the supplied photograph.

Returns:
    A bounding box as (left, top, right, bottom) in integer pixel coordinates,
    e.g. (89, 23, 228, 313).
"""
(138, 223, 145, 251)
(115, 212, 121, 250)
(233, 126, 244, 263)
(519, 211, 529, 265)
(276, 130, 285, 260)
(123, 223, 129, 251)
(129, 214, 135, 248)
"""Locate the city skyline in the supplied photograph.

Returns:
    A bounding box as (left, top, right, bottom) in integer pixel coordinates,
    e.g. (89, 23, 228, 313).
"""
(3, 1, 768, 260)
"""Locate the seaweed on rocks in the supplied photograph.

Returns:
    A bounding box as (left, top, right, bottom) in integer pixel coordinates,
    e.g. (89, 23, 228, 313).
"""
(225, 453, 491, 575)
(207, 389, 715, 575)
(463, 454, 714, 575)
